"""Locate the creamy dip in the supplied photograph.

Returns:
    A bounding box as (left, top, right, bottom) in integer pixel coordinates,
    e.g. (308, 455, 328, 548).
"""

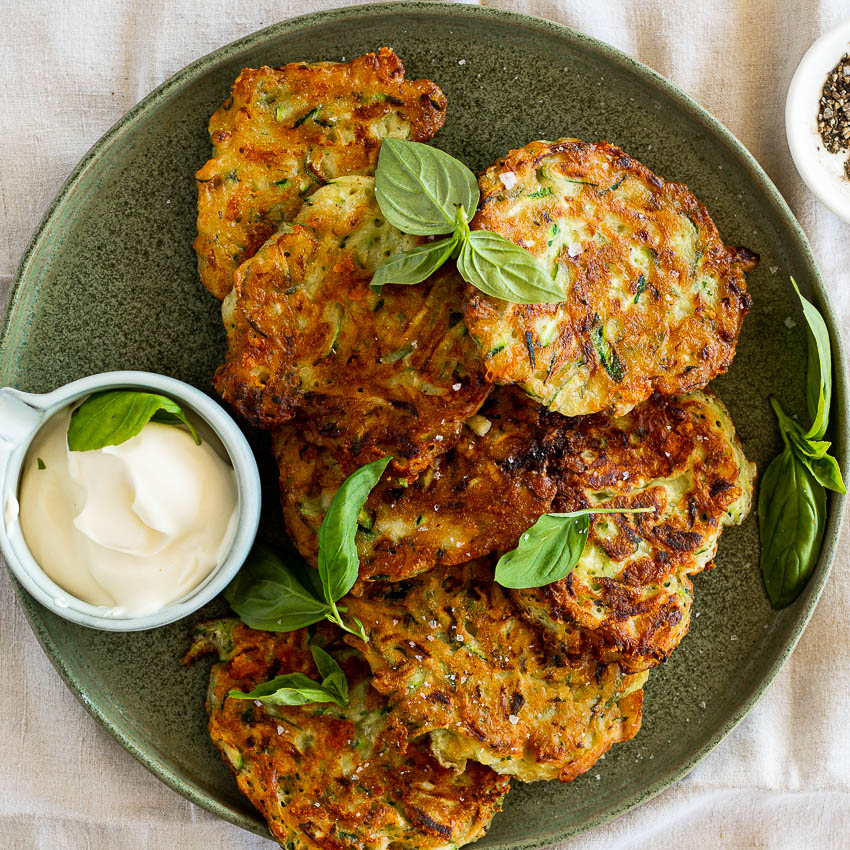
(18, 407, 238, 616)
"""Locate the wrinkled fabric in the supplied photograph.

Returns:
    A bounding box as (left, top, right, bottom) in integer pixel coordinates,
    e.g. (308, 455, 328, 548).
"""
(1, 1, 848, 848)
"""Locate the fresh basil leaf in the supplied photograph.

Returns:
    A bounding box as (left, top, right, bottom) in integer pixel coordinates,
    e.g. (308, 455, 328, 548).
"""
(227, 644, 350, 707)
(758, 444, 827, 609)
(495, 508, 654, 589)
(459, 230, 564, 304)
(496, 513, 589, 589)
(68, 390, 200, 451)
(223, 544, 331, 632)
(311, 646, 349, 705)
(370, 235, 457, 292)
(793, 450, 847, 495)
(789, 433, 831, 460)
(771, 396, 846, 495)
(287, 551, 327, 601)
(318, 457, 392, 604)
(228, 672, 344, 707)
(375, 138, 478, 236)
(758, 283, 843, 609)
(790, 278, 832, 442)
(786, 429, 845, 494)
(310, 644, 341, 681)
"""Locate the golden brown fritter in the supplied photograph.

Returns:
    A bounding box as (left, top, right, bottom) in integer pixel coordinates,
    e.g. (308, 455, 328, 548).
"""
(464, 139, 758, 417)
(273, 387, 556, 582)
(195, 49, 447, 299)
(274, 386, 753, 670)
(344, 561, 647, 783)
(184, 619, 509, 850)
(511, 390, 755, 672)
(214, 176, 490, 478)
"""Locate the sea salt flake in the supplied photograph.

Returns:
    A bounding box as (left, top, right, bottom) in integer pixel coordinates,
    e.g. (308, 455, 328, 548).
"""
(499, 171, 518, 190)
(784, 316, 797, 329)
(508, 715, 519, 725)
(277, 725, 284, 735)
(458, 59, 466, 66)
(567, 243, 583, 258)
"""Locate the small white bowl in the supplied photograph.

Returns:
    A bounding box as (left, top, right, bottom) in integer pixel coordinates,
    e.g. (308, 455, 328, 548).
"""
(786, 19, 850, 223)
(0, 371, 261, 631)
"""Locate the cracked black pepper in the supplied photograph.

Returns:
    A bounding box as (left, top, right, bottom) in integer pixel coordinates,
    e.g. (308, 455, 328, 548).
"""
(817, 52, 850, 179)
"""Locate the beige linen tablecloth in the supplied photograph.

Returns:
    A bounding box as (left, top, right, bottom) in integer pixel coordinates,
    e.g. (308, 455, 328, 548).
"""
(1, 1, 848, 847)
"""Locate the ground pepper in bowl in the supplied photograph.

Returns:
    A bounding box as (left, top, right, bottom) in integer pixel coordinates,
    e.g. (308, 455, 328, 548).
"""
(817, 52, 850, 179)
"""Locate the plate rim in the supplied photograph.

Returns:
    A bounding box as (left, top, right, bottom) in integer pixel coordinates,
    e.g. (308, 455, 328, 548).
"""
(3, 2, 847, 847)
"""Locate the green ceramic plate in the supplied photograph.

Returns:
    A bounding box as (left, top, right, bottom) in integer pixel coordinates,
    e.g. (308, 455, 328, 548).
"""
(1, 4, 847, 847)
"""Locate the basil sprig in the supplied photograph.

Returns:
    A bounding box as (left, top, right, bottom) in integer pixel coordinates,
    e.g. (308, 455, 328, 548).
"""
(67, 390, 200, 451)
(372, 139, 562, 304)
(495, 508, 655, 589)
(318, 456, 391, 638)
(228, 645, 349, 707)
(225, 457, 392, 641)
(759, 280, 845, 609)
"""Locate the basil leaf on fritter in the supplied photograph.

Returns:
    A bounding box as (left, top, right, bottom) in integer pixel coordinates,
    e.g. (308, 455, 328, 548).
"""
(309, 645, 349, 706)
(459, 229, 564, 304)
(375, 138, 478, 235)
(318, 456, 392, 604)
(228, 672, 342, 706)
(373, 139, 562, 304)
(495, 508, 654, 589)
(228, 646, 350, 708)
(370, 235, 458, 291)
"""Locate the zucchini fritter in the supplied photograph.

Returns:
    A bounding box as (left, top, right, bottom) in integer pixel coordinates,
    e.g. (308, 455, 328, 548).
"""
(464, 139, 757, 417)
(344, 561, 647, 783)
(215, 176, 490, 478)
(512, 390, 755, 672)
(280, 387, 753, 671)
(273, 387, 556, 582)
(195, 49, 447, 299)
(184, 619, 509, 849)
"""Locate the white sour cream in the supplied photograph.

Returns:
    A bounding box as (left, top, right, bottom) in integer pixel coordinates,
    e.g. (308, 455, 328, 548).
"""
(18, 407, 238, 616)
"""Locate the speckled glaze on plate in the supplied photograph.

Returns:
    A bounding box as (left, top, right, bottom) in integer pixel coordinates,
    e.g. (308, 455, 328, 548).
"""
(0, 4, 846, 847)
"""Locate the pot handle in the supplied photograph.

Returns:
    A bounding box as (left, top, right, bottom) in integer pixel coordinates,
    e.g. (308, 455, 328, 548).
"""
(0, 387, 48, 456)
